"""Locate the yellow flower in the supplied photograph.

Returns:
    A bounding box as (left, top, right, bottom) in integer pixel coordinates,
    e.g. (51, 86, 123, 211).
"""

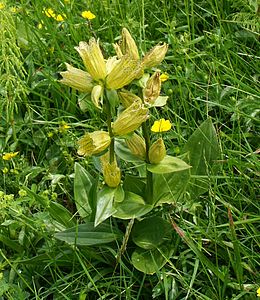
(2, 152, 19, 160)
(81, 10, 96, 20)
(0, 2, 5, 10)
(112, 101, 149, 136)
(142, 43, 168, 69)
(143, 71, 161, 105)
(125, 133, 146, 160)
(59, 122, 70, 133)
(43, 8, 56, 18)
(77, 131, 111, 157)
(160, 73, 169, 82)
(55, 14, 66, 22)
(75, 39, 107, 81)
(257, 287, 260, 297)
(151, 119, 171, 133)
(100, 152, 121, 188)
(60, 63, 94, 93)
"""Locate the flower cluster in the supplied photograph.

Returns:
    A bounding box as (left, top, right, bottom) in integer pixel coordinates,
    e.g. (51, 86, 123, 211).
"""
(60, 28, 170, 187)
(43, 7, 66, 22)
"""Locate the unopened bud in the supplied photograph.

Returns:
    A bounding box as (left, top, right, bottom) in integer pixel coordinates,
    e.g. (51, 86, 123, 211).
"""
(77, 131, 111, 157)
(148, 138, 166, 164)
(121, 28, 140, 60)
(60, 63, 94, 93)
(126, 133, 146, 160)
(143, 71, 161, 105)
(112, 101, 149, 136)
(100, 152, 121, 188)
(142, 43, 168, 69)
(118, 90, 142, 108)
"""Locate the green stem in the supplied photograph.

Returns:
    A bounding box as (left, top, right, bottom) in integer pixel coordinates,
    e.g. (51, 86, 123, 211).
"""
(105, 91, 115, 163)
(142, 120, 153, 205)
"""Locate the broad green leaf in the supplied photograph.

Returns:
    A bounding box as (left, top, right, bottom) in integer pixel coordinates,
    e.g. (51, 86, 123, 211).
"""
(22, 187, 75, 228)
(183, 118, 220, 198)
(131, 243, 174, 274)
(147, 155, 191, 174)
(54, 223, 122, 246)
(153, 169, 190, 205)
(95, 187, 117, 227)
(114, 185, 125, 203)
(115, 139, 145, 163)
(113, 192, 153, 219)
(132, 217, 172, 249)
(74, 163, 94, 219)
(123, 175, 146, 197)
(49, 202, 76, 228)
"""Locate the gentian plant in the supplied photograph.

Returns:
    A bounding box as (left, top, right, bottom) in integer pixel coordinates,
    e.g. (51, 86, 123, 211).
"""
(55, 28, 220, 274)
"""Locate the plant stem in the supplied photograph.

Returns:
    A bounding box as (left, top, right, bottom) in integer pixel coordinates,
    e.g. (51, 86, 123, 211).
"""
(142, 120, 153, 205)
(105, 91, 115, 163)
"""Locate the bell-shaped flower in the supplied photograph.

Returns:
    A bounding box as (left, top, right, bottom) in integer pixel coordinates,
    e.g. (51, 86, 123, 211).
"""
(77, 131, 111, 157)
(59, 63, 94, 93)
(75, 38, 107, 81)
(118, 90, 142, 108)
(106, 55, 142, 90)
(112, 100, 149, 136)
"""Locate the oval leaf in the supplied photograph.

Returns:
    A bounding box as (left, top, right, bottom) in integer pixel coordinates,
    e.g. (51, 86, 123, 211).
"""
(147, 155, 191, 174)
(132, 216, 172, 249)
(113, 192, 153, 219)
(54, 223, 122, 246)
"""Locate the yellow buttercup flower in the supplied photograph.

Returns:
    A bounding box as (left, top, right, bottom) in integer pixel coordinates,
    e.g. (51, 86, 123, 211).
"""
(43, 8, 56, 18)
(55, 14, 66, 22)
(257, 287, 260, 297)
(81, 10, 96, 20)
(0, 2, 5, 10)
(59, 122, 70, 133)
(38, 22, 44, 29)
(160, 73, 169, 82)
(151, 119, 171, 133)
(10, 6, 17, 13)
(2, 152, 19, 160)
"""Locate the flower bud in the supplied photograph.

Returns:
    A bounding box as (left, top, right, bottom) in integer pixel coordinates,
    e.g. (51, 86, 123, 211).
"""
(103, 161, 121, 187)
(112, 101, 149, 136)
(121, 28, 140, 60)
(75, 39, 107, 81)
(142, 43, 168, 69)
(77, 131, 111, 157)
(60, 63, 94, 93)
(100, 152, 121, 188)
(125, 133, 146, 160)
(143, 71, 161, 105)
(91, 84, 104, 109)
(118, 90, 142, 108)
(148, 138, 166, 164)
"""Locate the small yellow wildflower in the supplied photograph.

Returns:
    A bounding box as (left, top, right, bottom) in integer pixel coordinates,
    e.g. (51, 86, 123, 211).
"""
(81, 10, 96, 20)
(160, 73, 169, 82)
(59, 122, 71, 133)
(257, 287, 260, 297)
(55, 14, 66, 22)
(44, 8, 56, 18)
(47, 132, 54, 138)
(2, 152, 19, 160)
(151, 119, 171, 133)
(0, 2, 5, 10)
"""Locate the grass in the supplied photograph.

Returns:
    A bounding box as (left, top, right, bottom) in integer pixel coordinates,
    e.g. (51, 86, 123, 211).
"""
(0, 0, 259, 299)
